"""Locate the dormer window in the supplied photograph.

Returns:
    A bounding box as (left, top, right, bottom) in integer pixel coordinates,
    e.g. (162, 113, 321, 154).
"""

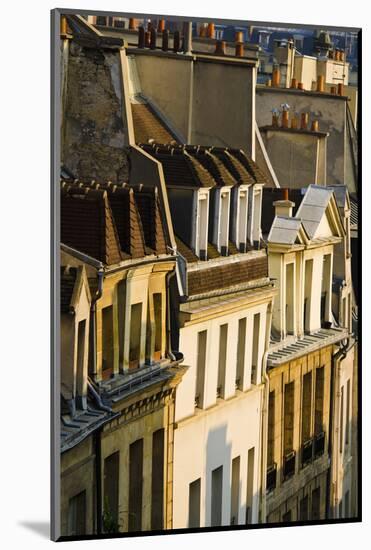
(248, 186, 263, 249)
(195, 190, 209, 260)
(211, 187, 231, 256)
(231, 185, 250, 253)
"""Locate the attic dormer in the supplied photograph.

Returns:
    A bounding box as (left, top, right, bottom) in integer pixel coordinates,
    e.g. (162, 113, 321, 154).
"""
(230, 184, 250, 252)
(209, 186, 231, 256)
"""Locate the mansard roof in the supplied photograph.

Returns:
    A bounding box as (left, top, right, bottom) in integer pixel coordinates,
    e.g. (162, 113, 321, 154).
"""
(61, 180, 170, 266)
(296, 185, 345, 240)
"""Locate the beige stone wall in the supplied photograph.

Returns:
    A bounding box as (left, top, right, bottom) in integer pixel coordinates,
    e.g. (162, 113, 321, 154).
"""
(60, 436, 96, 536)
(266, 345, 333, 519)
(100, 387, 176, 532)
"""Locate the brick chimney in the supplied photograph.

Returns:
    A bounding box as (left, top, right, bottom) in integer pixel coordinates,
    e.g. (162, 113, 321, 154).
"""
(273, 189, 295, 217)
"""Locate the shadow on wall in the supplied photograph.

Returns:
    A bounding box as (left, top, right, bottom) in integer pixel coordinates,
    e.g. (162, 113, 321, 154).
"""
(205, 424, 231, 528)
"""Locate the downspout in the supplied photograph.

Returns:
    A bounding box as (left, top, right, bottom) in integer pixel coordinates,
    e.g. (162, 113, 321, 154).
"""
(165, 268, 177, 361)
(327, 338, 349, 519)
(260, 302, 273, 523)
(89, 267, 104, 535)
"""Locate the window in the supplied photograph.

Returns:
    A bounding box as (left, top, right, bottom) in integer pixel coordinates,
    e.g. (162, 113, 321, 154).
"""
(236, 318, 246, 389)
(311, 487, 321, 521)
(230, 456, 240, 525)
(129, 439, 143, 532)
(153, 293, 163, 361)
(345, 379, 350, 446)
(267, 391, 275, 468)
(284, 382, 295, 454)
(314, 367, 325, 436)
(211, 466, 223, 527)
(304, 259, 313, 332)
(103, 452, 119, 532)
(302, 372, 312, 445)
(188, 479, 201, 528)
(237, 188, 249, 252)
(68, 491, 86, 536)
(129, 303, 142, 369)
(251, 313, 260, 385)
(102, 306, 114, 377)
(197, 193, 209, 260)
(151, 429, 165, 530)
(117, 280, 126, 369)
(321, 254, 331, 325)
(195, 330, 207, 408)
(340, 385, 344, 454)
(285, 263, 294, 335)
(217, 324, 228, 398)
(76, 319, 86, 401)
(219, 190, 230, 256)
(245, 447, 255, 523)
(299, 495, 309, 520)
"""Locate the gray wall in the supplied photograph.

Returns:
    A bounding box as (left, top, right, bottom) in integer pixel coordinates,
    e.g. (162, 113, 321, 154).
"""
(256, 88, 348, 187)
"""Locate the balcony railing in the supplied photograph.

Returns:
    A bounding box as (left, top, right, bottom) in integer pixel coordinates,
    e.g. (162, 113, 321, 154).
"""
(266, 463, 277, 492)
(283, 450, 296, 481)
(314, 431, 325, 458)
(301, 438, 314, 467)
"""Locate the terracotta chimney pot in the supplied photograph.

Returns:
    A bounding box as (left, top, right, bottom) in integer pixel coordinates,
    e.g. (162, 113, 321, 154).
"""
(291, 115, 298, 129)
(272, 68, 281, 87)
(145, 30, 151, 48)
(157, 19, 165, 32)
(282, 188, 289, 201)
(337, 82, 344, 96)
(235, 43, 244, 57)
(301, 112, 309, 130)
(129, 18, 137, 30)
(297, 82, 304, 90)
(290, 78, 297, 89)
(235, 31, 244, 43)
(199, 24, 207, 38)
(330, 85, 337, 94)
(281, 110, 289, 128)
(311, 120, 319, 132)
(207, 23, 215, 39)
(317, 75, 325, 92)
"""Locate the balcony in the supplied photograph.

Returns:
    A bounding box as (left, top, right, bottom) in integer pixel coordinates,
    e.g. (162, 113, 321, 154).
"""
(301, 438, 314, 467)
(266, 463, 277, 492)
(283, 450, 296, 481)
(314, 432, 325, 458)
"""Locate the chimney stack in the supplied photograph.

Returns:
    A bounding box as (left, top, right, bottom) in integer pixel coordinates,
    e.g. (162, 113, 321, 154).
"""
(145, 30, 151, 48)
(150, 28, 157, 49)
(138, 26, 145, 48)
(273, 195, 295, 217)
(173, 30, 180, 53)
(215, 40, 226, 55)
(162, 29, 169, 51)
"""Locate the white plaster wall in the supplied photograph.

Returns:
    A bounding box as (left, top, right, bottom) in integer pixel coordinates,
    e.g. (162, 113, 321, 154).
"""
(175, 302, 269, 421)
(173, 387, 263, 528)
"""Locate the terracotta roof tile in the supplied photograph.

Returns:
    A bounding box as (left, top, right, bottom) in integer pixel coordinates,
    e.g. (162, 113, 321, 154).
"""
(132, 103, 175, 144)
(188, 255, 268, 296)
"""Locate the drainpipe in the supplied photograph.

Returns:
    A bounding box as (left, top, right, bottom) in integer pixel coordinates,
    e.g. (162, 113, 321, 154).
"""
(94, 427, 103, 534)
(327, 339, 349, 519)
(260, 302, 273, 523)
(165, 268, 177, 361)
